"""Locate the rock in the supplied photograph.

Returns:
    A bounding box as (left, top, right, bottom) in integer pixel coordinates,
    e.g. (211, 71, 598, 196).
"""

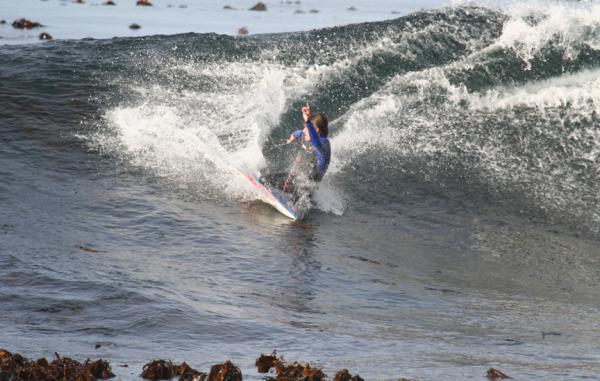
(309, 9, 318, 13)
(294, 9, 304, 14)
(333, 369, 364, 381)
(179, 4, 187, 8)
(39, 32, 53, 40)
(207, 361, 242, 381)
(104, 0, 116, 5)
(487, 368, 510, 380)
(129, 23, 141, 29)
(12, 18, 42, 29)
(0, 20, 6, 24)
(74, 0, 84, 3)
(136, 0, 152, 6)
(223, 5, 236, 10)
(237, 26, 248, 35)
(391, 11, 400, 14)
(249, 2, 267, 11)
(347, 6, 357, 11)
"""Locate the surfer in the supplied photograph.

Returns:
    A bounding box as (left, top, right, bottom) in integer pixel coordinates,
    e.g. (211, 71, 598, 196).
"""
(286, 104, 330, 181)
(263, 104, 330, 199)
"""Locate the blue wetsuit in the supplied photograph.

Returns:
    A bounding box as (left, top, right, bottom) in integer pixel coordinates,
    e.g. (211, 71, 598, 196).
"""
(292, 121, 330, 181)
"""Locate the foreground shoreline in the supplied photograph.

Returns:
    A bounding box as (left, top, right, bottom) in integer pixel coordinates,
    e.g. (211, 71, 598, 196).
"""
(0, 348, 511, 381)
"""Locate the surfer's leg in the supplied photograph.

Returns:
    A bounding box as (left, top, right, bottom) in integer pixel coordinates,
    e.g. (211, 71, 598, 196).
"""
(263, 173, 294, 192)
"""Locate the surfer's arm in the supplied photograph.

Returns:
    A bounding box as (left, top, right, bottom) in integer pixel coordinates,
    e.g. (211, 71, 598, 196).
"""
(287, 130, 304, 143)
(305, 121, 322, 149)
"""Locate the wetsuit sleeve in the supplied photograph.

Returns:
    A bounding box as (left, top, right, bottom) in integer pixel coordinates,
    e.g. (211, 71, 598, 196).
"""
(292, 130, 304, 139)
(305, 121, 321, 149)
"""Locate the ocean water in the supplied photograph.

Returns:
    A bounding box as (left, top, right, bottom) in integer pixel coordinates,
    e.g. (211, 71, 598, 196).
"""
(2, 1, 600, 380)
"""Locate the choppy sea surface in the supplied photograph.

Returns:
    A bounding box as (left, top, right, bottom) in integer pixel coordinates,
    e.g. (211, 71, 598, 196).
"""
(2, 1, 600, 380)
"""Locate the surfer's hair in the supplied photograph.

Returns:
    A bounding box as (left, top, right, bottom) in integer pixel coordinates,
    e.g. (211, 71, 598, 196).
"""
(311, 112, 328, 137)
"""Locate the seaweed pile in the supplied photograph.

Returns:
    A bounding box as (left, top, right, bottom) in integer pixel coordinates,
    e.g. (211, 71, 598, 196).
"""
(0, 349, 114, 381)
(0, 349, 510, 380)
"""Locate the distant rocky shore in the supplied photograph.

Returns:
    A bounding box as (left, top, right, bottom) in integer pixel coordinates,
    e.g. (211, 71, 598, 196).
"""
(1, 1, 395, 41)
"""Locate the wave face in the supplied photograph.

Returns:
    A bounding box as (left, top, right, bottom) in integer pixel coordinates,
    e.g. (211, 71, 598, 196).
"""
(2, 3, 600, 231)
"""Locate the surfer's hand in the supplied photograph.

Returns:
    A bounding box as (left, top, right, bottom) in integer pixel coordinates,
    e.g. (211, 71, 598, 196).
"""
(301, 105, 310, 122)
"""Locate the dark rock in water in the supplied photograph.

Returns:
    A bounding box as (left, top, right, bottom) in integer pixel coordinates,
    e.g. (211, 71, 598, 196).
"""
(347, 6, 357, 11)
(223, 5, 236, 10)
(333, 369, 364, 381)
(294, 0, 300, 3)
(309, 9, 319, 13)
(294, 9, 305, 14)
(129, 23, 141, 30)
(249, 2, 267, 11)
(136, 0, 152, 6)
(208, 361, 242, 381)
(12, 18, 42, 29)
(237, 26, 248, 35)
(179, 4, 187, 8)
(39, 32, 53, 40)
(74, 0, 85, 3)
(391, 11, 400, 14)
(104, 0, 116, 5)
(487, 368, 511, 380)
(0, 20, 6, 24)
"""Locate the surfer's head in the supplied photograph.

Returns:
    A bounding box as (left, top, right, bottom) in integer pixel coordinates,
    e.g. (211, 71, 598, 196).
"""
(310, 112, 328, 137)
